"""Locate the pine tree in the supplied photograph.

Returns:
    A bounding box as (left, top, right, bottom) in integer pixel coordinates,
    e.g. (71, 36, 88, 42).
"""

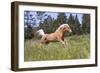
(67, 14, 75, 35)
(36, 11, 47, 29)
(74, 14, 81, 34)
(36, 11, 45, 21)
(82, 14, 90, 34)
(57, 13, 67, 26)
(41, 15, 54, 33)
(24, 25, 34, 39)
(24, 11, 35, 39)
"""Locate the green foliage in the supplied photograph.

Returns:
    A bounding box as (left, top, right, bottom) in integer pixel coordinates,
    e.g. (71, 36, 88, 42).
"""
(24, 11, 90, 39)
(52, 13, 67, 32)
(74, 15, 81, 34)
(40, 15, 54, 33)
(40, 13, 67, 33)
(57, 13, 67, 24)
(67, 14, 75, 35)
(24, 25, 34, 39)
(24, 34, 90, 61)
(82, 14, 90, 34)
(36, 11, 45, 20)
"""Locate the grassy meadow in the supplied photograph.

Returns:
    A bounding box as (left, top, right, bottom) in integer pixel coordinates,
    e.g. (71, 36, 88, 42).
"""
(24, 34, 90, 61)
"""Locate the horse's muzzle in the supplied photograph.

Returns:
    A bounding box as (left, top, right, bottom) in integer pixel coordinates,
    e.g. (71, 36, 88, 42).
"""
(69, 29, 72, 32)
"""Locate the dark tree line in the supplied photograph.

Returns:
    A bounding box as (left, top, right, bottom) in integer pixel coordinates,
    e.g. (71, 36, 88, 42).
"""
(24, 11, 90, 39)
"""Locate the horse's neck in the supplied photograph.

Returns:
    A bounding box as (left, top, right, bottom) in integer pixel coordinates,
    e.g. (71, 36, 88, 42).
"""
(55, 30, 65, 37)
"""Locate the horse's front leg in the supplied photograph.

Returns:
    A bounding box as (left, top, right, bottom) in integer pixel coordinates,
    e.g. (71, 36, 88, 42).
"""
(64, 39, 68, 47)
(59, 39, 66, 48)
(62, 38, 68, 48)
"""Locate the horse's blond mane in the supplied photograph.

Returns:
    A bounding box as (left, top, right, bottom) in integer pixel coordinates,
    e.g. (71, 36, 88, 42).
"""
(56, 24, 69, 32)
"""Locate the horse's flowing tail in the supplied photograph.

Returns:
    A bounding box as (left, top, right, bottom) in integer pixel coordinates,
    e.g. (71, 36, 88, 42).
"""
(35, 29, 45, 38)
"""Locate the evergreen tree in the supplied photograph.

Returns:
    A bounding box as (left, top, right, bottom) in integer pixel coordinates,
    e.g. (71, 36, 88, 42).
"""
(24, 25, 34, 39)
(36, 11, 45, 21)
(40, 12, 67, 33)
(40, 15, 54, 33)
(24, 11, 35, 39)
(67, 14, 75, 35)
(74, 14, 81, 34)
(82, 14, 90, 34)
(36, 11, 47, 29)
(56, 13, 67, 26)
(52, 19, 58, 32)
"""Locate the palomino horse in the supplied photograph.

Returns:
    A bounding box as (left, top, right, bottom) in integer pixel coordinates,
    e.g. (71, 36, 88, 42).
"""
(36, 24, 72, 48)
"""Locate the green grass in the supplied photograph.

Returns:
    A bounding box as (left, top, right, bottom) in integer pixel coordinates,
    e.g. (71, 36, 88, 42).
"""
(24, 34, 90, 61)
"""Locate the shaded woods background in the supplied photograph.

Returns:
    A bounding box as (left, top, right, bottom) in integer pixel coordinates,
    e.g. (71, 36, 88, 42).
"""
(24, 11, 90, 39)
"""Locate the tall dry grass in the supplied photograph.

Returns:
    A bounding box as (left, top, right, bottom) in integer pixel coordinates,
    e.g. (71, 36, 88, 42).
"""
(24, 34, 90, 61)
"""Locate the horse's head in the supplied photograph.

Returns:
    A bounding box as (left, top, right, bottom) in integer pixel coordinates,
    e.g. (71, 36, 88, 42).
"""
(57, 24, 72, 33)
